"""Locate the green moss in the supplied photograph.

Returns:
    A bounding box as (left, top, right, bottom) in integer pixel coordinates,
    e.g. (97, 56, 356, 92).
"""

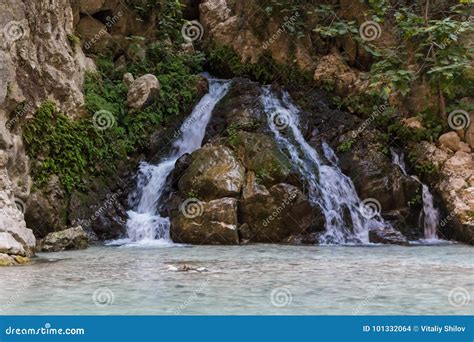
(408, 188, 422, 207)
(23, 101, 124, 193)
(337, 139, 356, 153)
(226, 123, 242, 146)
(25, 39, 205, 193)
(67, 33, 81, 49)
(407, 151, 440, 179)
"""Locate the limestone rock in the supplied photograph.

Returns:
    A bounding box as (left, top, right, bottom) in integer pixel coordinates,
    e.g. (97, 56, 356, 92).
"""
(76, 15, 115, 54)
(0, 232, 26, 256)
(240, 175, 317, 242)
(123, 72, 134, 87)
(171, 197, 239, 244)
(127, 74, 160, 109)
(402, 117, 423, 130)
(0, 253, 15, 266)
(38, 226, 90, 252)
(229, 131, 290, 187)
(414, 142, 474, 244)
(439, 132, 461, 152)
(178, 144, 245, 201)
(313, 53, 365, 97)
(77, 0, 105, 14)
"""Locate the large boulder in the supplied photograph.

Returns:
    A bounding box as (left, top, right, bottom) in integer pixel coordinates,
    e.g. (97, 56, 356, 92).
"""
(127, 74, 160, 109)
(170, 197, 239, 244)
(338, 133, 423, 239)
(178, 144, 245, 201)
(439, 132, 461, 152)
(205, 79, 265, 140)
(239, 173, 317, 242)
(0, 232, 26, 256)
(0, 207, 36, 257)
(38, 226, 90, 252)
(369, 227, 408, 245)
(228, 131, 291, 187)
(76, 0, 105, 14)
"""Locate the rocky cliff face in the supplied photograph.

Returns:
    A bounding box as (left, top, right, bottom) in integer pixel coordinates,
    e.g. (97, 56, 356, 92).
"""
(0, 0, 472, 263)
(0, 0, 95, 263)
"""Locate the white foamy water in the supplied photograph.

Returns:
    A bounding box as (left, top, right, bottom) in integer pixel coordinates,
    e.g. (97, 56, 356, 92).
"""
(391, 149, 440, 241)
(123, 75, 231, 245)
(261, 88, 389, 244)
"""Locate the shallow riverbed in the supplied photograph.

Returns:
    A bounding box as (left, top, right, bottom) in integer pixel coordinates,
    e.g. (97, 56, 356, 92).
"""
(0, 243, 472, 315)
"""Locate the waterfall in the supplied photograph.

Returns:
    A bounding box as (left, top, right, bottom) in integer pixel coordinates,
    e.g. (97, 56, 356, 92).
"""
(260, 88, 389, 244)
(391, 149, 440, 241)
(123, 75, 231, 244)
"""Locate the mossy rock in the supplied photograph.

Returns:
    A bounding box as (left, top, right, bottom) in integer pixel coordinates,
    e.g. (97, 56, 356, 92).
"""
(228, 131, 291, 187)
(178, 144, 245, 201)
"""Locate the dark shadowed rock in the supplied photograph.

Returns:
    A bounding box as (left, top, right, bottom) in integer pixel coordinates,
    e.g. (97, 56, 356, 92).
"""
(369, 227, 408, 245)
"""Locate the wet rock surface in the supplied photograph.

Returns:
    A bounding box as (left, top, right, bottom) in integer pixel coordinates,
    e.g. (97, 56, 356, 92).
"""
(38, 226, 90, 252)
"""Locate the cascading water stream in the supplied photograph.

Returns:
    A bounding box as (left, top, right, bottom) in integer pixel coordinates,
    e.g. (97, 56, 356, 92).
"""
(123, 75, 231, 245)
(260, 88, 389, 244)
(391, 149, 440, 241)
